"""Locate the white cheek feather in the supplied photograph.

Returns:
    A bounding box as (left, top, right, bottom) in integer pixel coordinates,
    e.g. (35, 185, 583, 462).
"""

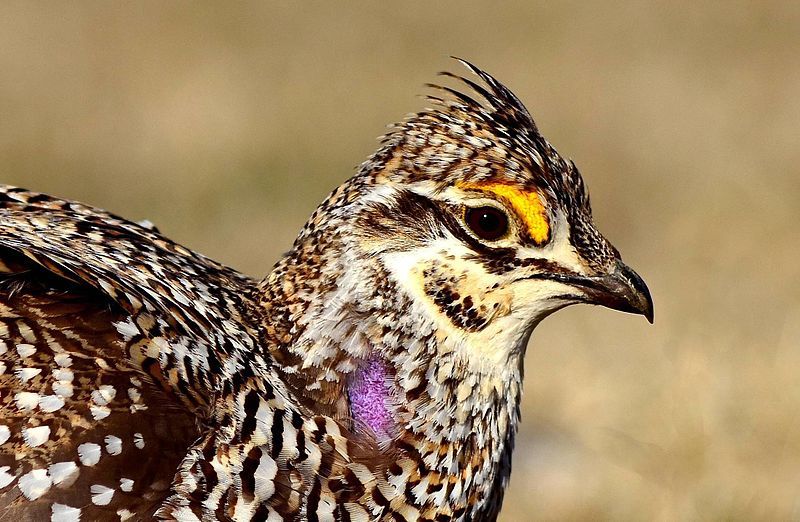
(513, 277, 580, 309)
(381, 240, 447, 283)
(381, 239, 525, 375)
(381, 225, 584, 382)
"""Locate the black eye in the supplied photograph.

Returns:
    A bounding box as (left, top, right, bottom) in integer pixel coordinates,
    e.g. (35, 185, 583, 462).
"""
(465, 206, 509, 241)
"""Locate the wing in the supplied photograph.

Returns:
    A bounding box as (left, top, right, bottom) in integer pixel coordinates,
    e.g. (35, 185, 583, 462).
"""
(0, 186, 267, 520)
(0, 186, 394, 522)
(0, 278, 199, 520)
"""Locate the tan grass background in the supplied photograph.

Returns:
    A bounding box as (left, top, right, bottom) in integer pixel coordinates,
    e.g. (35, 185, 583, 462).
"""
(1, 2, 799, 519)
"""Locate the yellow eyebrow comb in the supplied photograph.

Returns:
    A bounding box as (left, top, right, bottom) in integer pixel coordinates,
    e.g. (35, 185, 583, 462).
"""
(457, 181, 550, 244)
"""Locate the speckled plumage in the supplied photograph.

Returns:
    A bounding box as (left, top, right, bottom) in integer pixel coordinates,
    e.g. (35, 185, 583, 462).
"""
(0, 61, 652, 521)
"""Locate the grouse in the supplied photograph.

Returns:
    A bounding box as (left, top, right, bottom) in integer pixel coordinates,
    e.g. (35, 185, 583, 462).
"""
(0, 60, 652, 521)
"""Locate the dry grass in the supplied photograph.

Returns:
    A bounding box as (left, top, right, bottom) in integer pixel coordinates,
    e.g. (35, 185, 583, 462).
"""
(1, 2, 798, 519)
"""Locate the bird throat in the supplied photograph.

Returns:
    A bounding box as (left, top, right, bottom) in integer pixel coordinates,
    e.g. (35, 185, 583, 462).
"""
(260, 236, 525, 517)
(347, 355, 394, 440)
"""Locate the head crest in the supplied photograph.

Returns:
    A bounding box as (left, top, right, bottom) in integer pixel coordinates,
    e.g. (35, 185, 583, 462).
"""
(377, 58, 589, 214)
(430, 57, 540, 137)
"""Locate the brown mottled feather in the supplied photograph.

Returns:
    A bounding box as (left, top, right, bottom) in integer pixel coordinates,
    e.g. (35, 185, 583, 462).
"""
(0, 286, 198, 519)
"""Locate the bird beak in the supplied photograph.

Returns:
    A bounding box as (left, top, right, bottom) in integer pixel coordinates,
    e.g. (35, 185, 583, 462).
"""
(586, 261, 654, 323)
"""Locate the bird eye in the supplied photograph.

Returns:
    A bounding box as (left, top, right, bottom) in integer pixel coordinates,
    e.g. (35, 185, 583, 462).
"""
(464, 206, 509, 241)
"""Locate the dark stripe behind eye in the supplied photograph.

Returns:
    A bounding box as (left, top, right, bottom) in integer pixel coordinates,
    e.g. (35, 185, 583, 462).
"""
(358, 189, 522, 274)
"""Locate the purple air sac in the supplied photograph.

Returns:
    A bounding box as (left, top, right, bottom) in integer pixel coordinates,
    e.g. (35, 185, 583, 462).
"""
(348, 356, 394, 440)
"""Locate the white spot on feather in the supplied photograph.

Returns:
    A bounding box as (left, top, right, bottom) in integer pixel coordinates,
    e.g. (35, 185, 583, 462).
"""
(104, 435, 122, 455)
(18, 468, 51, 500)
(117, 509, 134, 521)
(52, 381, 74, 398)
(17, 322, 36, 342)
(91, 385, 116, 406)
(51, 503, 81, 522)
(119, 477, 134, 492)
(39, 395, 66, 412)
(133, 433, 145, 449)
(0, 341, 7, 355)
(90, 484, 114, 505)
(53, 368, 74, 382)
(22, 425, 50, 447)
(16, 343, 36, 358)
(0, 362, 6, 375)
(90, 405, 111, 420)
(53, 353, 73, 367)
(15, 391, 40, 410)
(0, 425, 10, 445)
(77, 442, 101, 466)
(0, 466, 15, 488)
(16, 367, 42, 383)
(113, 319, 139, 340)
(127, 387, 141, 403)
(49, 461, 79, 487)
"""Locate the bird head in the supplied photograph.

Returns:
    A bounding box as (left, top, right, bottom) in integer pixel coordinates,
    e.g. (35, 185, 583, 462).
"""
(314, 60, 654, 366)
(279, 59, 652, 384)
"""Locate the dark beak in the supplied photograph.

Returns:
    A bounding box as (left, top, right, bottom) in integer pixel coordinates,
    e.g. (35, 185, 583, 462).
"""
(585, 261, 654, 323)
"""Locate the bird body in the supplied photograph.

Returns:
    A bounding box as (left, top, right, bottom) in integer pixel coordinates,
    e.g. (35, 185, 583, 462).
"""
(0, 61, 652, 521)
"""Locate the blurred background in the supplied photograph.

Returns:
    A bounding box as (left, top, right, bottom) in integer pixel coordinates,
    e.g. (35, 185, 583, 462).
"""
(1, 2, 798, 519)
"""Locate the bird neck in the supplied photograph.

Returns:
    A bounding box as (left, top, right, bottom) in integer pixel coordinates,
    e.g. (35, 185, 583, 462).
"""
(257, 230, 524, 513)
